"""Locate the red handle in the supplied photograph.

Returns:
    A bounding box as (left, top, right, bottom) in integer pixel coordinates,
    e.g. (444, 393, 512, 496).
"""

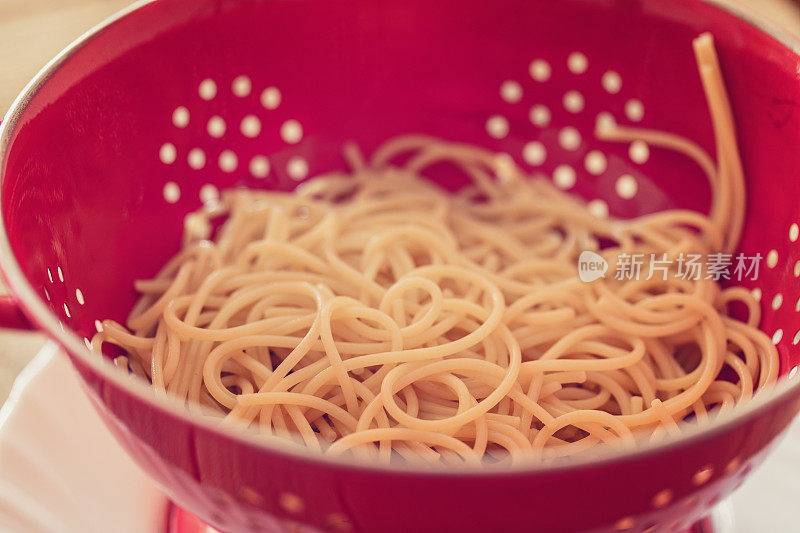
(0, 117, 33, 331)
(0, 295, 34, 330)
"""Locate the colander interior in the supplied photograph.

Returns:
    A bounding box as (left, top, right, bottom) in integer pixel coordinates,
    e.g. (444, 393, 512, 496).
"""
(3, 1, 800, 532)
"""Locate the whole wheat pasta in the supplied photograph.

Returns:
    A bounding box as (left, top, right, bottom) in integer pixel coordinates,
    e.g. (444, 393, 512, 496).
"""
(93, 33, 779, 466)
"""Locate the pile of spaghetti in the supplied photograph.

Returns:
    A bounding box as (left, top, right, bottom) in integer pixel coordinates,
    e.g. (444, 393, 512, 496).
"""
(93, 34, 778, 465)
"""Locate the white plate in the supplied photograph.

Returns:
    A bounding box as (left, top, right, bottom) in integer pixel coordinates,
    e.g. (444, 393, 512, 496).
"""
(0, 343, 798, 532)
(0, 343, 166, 533)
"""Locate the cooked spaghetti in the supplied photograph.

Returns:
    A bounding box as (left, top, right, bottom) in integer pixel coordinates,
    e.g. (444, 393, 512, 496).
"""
(92, 33, 779, 465)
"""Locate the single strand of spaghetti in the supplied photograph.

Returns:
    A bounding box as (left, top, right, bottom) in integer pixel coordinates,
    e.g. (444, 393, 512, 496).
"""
(318, 298, 372, 413)
(369, 134, 463, 168)
(613, 275, 709, 301)
(163, 327, 182, 384)
(389, 298, 410, 330)
(472, 409, 490, 457)
(411, 379, 469, 404)
(134, 278, 180, 293)
(339, 201, 453, 240)
(537, 371, 589, 388)
(513, 308, 578, 328)
(361, 252, 386, 284)
(343, 141, 367, 171)
(313, 299, 502, 372)
(198, 389, 226, 415)
(403, 143, 503, 185)
(654, 362, 710, 392)
(513, 321, 594, 352)
(269, 406, 299, 443)
(150, 322, 168, 392)
(216, 271, 356, 298)
(203, 335, 325, 408)
(552, 386, 605, 402)
(594, 282, 706, 324)
(360, 373, 476, 450)
(266, 204, 291, 241)
(651, 399, 682, 437)
(321, 221, 387, 298)
(220, 352, 272, 385)
(361, 225, 457, 266)
(163, 302, 324, 344)
(557, 387, 613, 411)
(534, 397, 622, 444)
(629, 361, 658, 405)
(328, 379, 395, 462)
(717, 287, 761, 327)
(532, 410, 636, 456)
(595, 123, 718, 219)
(450, 214, 530, 260)
(586, 298, 704, 338)
(630, 396, 646, 414)
(463, 193, 611, 229)
(331, 306, 405, 347)
(725, 319, 778, 387)
(236, 241, 331, 273)
(178, 266, 245, 331)
(626, 212, 724, 248)
(499, 259, 582, 284)
(202, 294, 317, 338)
(453, 421, 531, 461)
(221, 374, 254, 396)
(146, 244, 210, 281)
(294, 174, 361, 201)
(703, 60, 738, 247)
(518, 373, 546, 440)
(518, 343, 646, 375)
(503, 279, 586, 321)
(101, 321, 155, 350)
(702, 389, 736, 414)
(536, 324, 643, 361)
(126, 356, 150, 380)
(692, 399, 710, 424)
(618, 321, 722, 427)
(541, 435, 604, 461)
(238, 392, 359, 431)
(326, 428, 481, 465)
(245, 295, 315, 319)
(637, 293, 728, 350)
(282, 405, 323, 452)
(694, 33, 746, 252)
(313, 415, 338, 442)
(112, 355, 128, 371)
(417, 360, 556, 426)
(723, 351, 754, 402)
(379, 277, 445, 337)
(583, 372, 636, 416)
(380, 343, 522, 433)
(590, 367, 639, 393)
(127, 262, 196, 332)
(723, 326, 760, 378)
(484, 414, 523, 429)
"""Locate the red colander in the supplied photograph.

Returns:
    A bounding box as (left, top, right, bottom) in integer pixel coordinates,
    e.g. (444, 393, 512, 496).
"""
(2, 0, 800, 532)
